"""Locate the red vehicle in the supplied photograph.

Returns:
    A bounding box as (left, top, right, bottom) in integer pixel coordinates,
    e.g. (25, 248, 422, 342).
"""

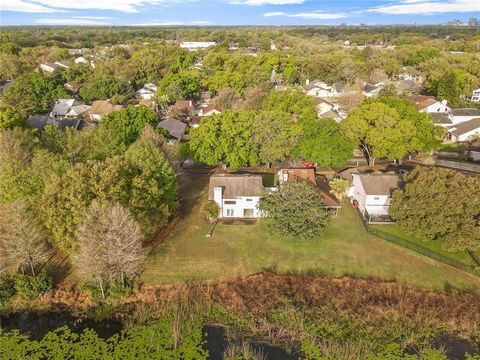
(299, 161, 317, 169)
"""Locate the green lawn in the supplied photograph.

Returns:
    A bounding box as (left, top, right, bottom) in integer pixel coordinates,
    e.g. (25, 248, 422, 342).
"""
(142, 172, 480, 293)
(369, 224, 473, 266)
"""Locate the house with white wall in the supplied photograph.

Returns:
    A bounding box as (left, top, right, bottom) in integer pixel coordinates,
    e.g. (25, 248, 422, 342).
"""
(179, 42, 217, 51)
(198, 104, 222, 117)
(136, 83, 158, 100)
(448, 118, 480, 142)
(451, 108, 480, 125)
(303, 80, 337, 98)
(407, 95, 451, 114)
(471, 88, 480, 102)
(208, 174, 264, 218)
(348, 173, 402, 219)
(40, 61, 69, 73)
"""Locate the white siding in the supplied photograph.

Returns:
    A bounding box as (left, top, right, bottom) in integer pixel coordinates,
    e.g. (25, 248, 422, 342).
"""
(221, 197, 261, 218)
(350, 174, 392, 216)
(364, 195, 391, 216)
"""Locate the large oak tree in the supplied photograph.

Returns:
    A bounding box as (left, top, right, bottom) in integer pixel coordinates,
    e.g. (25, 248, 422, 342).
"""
(390, 167, 480, 251)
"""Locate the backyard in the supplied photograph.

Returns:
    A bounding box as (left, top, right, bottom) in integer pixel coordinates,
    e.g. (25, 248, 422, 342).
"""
(141, 169, 480, 293)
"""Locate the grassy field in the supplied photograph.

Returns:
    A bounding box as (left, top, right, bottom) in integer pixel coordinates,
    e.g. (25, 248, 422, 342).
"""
(369, 224, 473, 266)
(142, 171, 480, 293)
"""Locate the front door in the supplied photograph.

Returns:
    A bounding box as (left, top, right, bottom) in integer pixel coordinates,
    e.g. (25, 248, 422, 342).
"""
(243, 209, 254, 218)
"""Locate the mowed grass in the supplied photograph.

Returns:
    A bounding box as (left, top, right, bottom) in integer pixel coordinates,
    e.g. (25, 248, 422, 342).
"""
(142, 173, 480, 293)
(369, 224, 473, 266)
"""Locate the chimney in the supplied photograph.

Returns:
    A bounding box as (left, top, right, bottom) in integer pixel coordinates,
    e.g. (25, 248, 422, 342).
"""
(441, 99, 448, 106)
(306, 79, 310, 85)
(213, 187, 223, 218)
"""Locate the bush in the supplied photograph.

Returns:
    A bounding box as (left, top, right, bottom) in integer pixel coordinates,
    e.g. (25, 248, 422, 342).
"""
(203, 200, 220, 223)
(82, 278, 134, 301)
(107, 278, 134, 299)
(14, 273, 53, 299)
(0, 274, 16, 304)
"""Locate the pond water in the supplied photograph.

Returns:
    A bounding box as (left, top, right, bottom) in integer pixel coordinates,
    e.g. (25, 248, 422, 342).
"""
(0, 311, 122, 340)
(0, 312, 298, 359)
(1, 312, 477, 359)
(202, 325, 299, 360)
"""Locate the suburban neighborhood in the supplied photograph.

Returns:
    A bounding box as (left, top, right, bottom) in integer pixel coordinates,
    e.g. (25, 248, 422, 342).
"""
(1, 19, 480, 360)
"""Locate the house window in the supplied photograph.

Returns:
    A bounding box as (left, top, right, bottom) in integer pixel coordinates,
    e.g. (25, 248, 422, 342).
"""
(226, 209, 234, 217)
(373, 197, 380, 200)
(246, 198, 252, 202)
(224, 200, 236, 205)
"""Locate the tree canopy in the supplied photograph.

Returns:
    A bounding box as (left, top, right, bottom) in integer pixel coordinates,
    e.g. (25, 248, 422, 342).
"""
(341, 98, 440, 166)
(0, 72, 68, 128)
(390, 167, 480, 251)
(101, 106, 159, 146)
(261, 89, 317, 122)
(253, 110, 302, 166)
(258, 179, 331, 240)
(294, 118, 353, 167)
(189, 110, 259, 170)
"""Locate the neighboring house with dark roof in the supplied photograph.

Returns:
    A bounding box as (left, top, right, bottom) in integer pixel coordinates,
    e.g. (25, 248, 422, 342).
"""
(26, 115, 86, 132)
(85, 100, 123, 121)
(158, 118, 187, 141)
(50, 99, 83, 119)
(406, 95, 450, 114)
(363, 82, 384, 97)
(430, 112, 453, 127)
(448, 118, 480, 142)
(209, 174, 264, 218)
(451, 108, 480, 125)
(348, 173, 402, 218)
(332, 81, 346, 95)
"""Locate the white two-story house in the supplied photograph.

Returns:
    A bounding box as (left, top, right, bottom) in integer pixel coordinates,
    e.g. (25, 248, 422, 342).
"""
(348, 173, 402, 219)
(208, 174, 264, 218)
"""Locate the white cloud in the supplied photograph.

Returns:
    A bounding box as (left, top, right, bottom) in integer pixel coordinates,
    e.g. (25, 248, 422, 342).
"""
(34, 17, 110, 25)
(1, 0, 67, 13)
(230, 0, 304, 5)
(370, 0, 480, 15)
(263, 10, 347, 19)
(263, 11, 285, 16)
(2, 0, 169, 13)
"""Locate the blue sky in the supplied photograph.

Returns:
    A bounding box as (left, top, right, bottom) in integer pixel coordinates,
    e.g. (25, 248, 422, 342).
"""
(1, 0, 479, 26)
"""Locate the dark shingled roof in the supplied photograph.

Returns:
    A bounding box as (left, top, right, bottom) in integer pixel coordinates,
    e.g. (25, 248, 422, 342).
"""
(26, 115, 85, 132)
(452, 108, 480, 117)
(430, 113, 452, 124)
(355, 173, 402, 196)
(158, 118, 187, 140)
(208, 174, 264, 200)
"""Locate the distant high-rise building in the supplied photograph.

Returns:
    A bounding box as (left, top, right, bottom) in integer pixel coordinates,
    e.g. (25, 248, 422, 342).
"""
(468, 17, 479, 27)
(447, 19, 466, 27)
